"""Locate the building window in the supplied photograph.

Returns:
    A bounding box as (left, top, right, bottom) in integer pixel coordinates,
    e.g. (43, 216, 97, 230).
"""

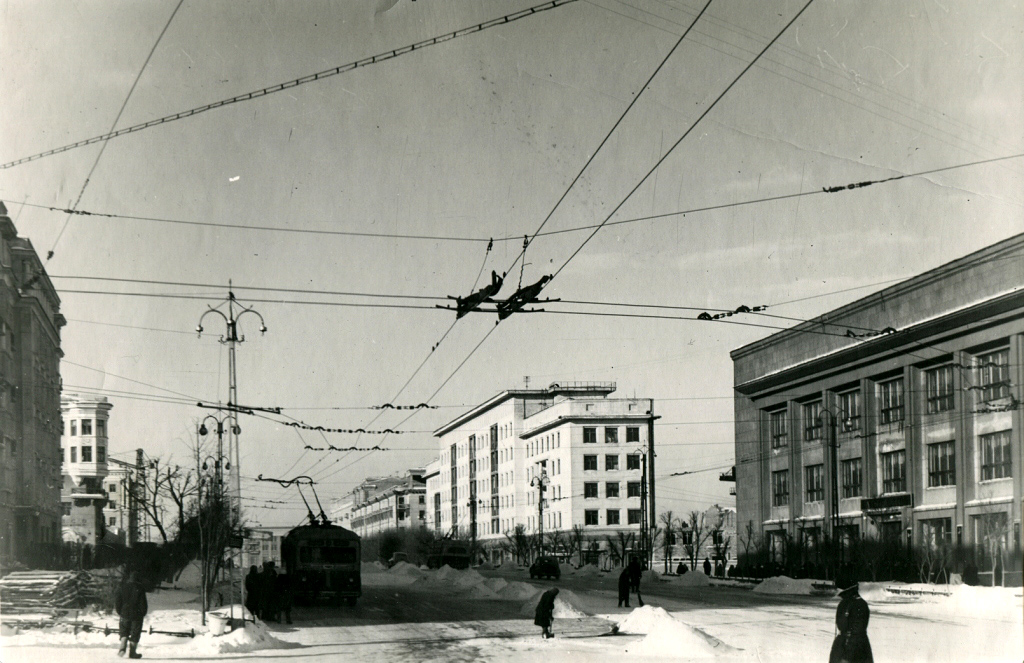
(109, 483, 117, 493)
(626, 454, 641, 470)
(925, 365, 955, 414)
(839, 390, 861, 432)
(96, 420, 106, 437)
(70, 420, 77, 436)
(82, 419, 93, 435)
(927, 441, 956, 487)
(605, 427, 618, 444)
(96, 446, 105, 463)
(606, 482, 620, 498)
(606, 455, 619, 471)
(607, 509, 621, 525)
(711, 530, 724, 545)
(771, 470, 789, 507)
(879, 378, 904, 424)
(803, 401, 822, 441)
(841, 458, 862, 498)
(70, 447, 77, 463)
(583, 455, 598, 471)
(980, 430, 1012, 481)
(920, 518, 952, 548)
(626, 427, 640, 443)
(109, 516, 116, 526)
(627, 481, 642, 498)
(583, 427, 597, 444)
(881, 450, 906, 493)
(584, 482, 598, 499)
(804, 465, 824, 503)
(627, 509, 642, 525)
(585, 510, 599, 526)
(976, 349, 1010, 402)
(81, 446, 92, 462)
(770, 409, 788, 449)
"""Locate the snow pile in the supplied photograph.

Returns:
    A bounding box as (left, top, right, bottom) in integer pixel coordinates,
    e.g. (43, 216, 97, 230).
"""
(618, 606, 737, 659)
(190, 620, 296, 655)
(432, 565, 461, 583)
(483, 577, 509, 593)
(499, 581, 542, 601)
(389, 561, 425, 577)
(642, 569, 666, 583)
(173, 561, 203, 590)
(552, 594, 587, 618)
(466, 583, 500, 599)
(575, 565, 601, 577)
(559, 562, 577, 576)
(360, 562, 383, 574)
(453, 568, 487, 588)
(675, 571, 711, 587)
(752, 576, 819, 595)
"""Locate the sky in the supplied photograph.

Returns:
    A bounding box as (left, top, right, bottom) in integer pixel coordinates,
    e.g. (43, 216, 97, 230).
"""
(2, 0, 1022, 530)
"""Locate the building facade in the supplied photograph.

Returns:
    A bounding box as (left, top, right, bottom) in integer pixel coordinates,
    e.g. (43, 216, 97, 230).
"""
(430, 382, 656, 564)
(348, 468, 427, 538)
(732, 234, 1023, 585)
(60, 395, 114, 547)
(0, 203, 65, 566)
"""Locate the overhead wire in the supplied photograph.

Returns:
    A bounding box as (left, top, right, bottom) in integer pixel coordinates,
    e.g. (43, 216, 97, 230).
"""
(47, 0, 185, 261)
(0, 0, 578, 171)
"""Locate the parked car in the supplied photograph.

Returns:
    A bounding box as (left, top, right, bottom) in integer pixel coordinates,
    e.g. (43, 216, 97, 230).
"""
(387, 552, 408, 568)
(530, 556, 561, 580)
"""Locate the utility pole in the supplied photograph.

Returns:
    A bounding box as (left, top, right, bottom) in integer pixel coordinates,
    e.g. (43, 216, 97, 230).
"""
(828, 411, 840, 574)
(134, 449, 144, 545)
(197, 283, 266, 623)
(647, 404, 657, 570)
(640, 454, 648, 566)
(531, 470, 549, 555)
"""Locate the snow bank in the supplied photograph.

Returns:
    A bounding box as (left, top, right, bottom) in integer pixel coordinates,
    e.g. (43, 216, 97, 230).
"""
(517, 591, 588, 618)
(675, 571, 711, 587)
(618, 606, 737, 659)
(575, 564, 601, 577)
(389, 561, 425, 577)
(559, 562, 577, 576)
(173, 561, 203, 590)
(499, 581, 542, 601)
(752, 576, 819, 595)
(642, 569, 666, 583)
(453, 568, 486, 588)
(360, 561, 383, 574)
(483, 577, 509, 593)
(189, 620, 296, 654)
(362, 573, 423, 587)
(466, 583, 500, 599)
(432, 565, 461, 582)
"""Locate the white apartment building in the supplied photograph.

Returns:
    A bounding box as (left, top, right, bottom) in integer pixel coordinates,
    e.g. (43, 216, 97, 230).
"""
(348, 468, 427, 538)
(430, 382, 655, 562)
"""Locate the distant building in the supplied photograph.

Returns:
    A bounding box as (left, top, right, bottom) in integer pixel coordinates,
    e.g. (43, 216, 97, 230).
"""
(60, 394, 114, 547)
(348, 469, 427, 538)
(328, 495, 354, 530)
(732, 234, 1023, 585)
(0, 203, 65, 566)
(429, 382, 656, 565)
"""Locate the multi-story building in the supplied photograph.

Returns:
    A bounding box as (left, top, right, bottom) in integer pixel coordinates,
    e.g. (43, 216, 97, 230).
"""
(348, 468, 427, 538)
(430, 382, 656, 564)
(0, 203, 65, 566)
(60, 394, 114, 546)
(328, 495, 354, 530)
(732, 234, 1023, 585)
(102, 466, 131, 543)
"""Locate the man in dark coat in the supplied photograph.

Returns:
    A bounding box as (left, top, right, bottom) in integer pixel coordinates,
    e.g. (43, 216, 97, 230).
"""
(676, 561, 687, 575)
(115, 570, 148, 659)
(534, 587, 559, 639)
(275, 573, 294, 624)
(703, 557, 712, 576)
(245, 566, 260, 619)
(829, 576, 873, 663)
(626, 556, 644, 607)
(259, 561, 278, 621)
(617, 568, 631, 607)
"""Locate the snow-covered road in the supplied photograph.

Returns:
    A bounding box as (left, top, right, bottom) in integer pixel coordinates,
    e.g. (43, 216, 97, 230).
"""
(2, 564, 1020, 662)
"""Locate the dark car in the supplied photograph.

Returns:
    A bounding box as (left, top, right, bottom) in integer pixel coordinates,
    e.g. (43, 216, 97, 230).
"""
(530, 556, 561, 580)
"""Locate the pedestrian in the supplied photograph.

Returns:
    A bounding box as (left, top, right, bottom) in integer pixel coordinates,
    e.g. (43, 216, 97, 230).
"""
(245, 565, 260, 620)
(617, 568, 631, 607)
(115, 570, 148, 659)
(260, 561, 278, 621)
(676, 561, 687, 575)
(275, 573, 294, 624)
(626, 556, 644, 607)
(534, 587, 559, 639)
(703, 557, 712, 576)
(829, 573, 873, 663)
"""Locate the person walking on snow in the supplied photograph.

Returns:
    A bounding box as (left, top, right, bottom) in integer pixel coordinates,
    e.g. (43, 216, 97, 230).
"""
(829, 574, 873, 663)
(115, 570, 148, 659)
(617, 568, 631, 607)
(245, 565, 260, 619)
(626, 556, 644, 607)
(534, 587, 559, 639)
(703, 557, 712, 576)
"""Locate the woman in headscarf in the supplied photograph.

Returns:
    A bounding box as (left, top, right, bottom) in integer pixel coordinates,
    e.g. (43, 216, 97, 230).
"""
(534, 587, 559, 639)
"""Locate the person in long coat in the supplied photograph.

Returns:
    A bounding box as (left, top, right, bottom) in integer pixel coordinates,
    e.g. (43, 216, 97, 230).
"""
(245, 566, 260, 619)
(115, 570, 148, 659)
(534, 587, 559, 639)
(703, 557, 712, 576)
(626, 556, 644, 606)
(617, 568, 631, 607)
(829, 577, 873, 663)
(259, 561, 279, 621)
(275, 573, 294, 624)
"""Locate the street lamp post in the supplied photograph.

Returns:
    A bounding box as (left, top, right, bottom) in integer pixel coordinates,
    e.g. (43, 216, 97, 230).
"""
(531, 470, 550, 556)
(817, 406, 848, 582)
(197, 283, 266, 622)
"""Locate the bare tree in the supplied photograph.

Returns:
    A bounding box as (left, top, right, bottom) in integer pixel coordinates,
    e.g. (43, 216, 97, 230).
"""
(570, 525, 587, 566)
(658, 511, 678, 573)
(681, 510, 712, 572)
(163, 465, 198, 538)
(606, 531, 635, 568)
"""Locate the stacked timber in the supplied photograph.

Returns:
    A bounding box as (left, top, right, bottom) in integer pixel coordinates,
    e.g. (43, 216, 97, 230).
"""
(0, 571, 94, 613)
